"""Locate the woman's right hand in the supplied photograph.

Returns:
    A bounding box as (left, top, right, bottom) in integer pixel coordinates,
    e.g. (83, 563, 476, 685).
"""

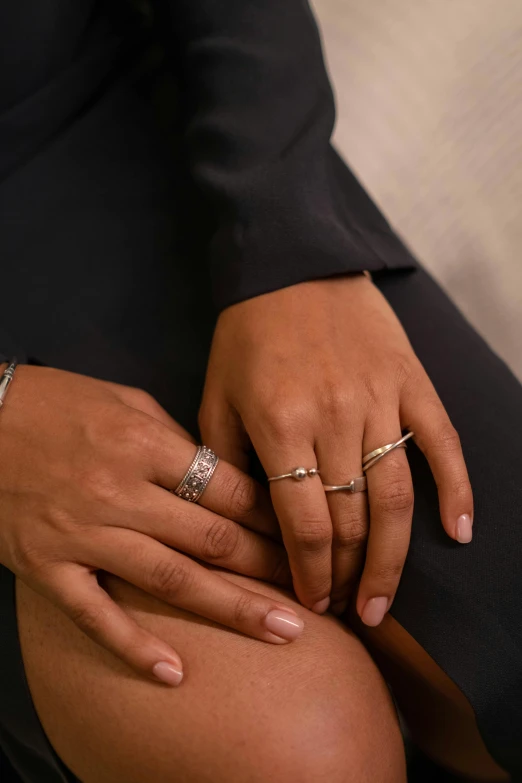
(0, 365, 303, 686)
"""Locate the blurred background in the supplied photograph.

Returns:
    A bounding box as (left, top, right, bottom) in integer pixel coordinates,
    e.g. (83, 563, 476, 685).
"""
(312, 0, 522, 381)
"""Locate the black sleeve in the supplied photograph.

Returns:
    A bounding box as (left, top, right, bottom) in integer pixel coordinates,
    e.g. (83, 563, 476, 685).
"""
(159, 0, 418, 311)
(0, 328, 27, 365)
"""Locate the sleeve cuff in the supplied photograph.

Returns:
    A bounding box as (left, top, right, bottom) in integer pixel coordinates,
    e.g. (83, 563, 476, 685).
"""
(209, 147, 418, 311)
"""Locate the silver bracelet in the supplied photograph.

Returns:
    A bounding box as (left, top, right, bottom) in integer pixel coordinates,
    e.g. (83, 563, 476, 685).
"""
(0, 357, 18, 408)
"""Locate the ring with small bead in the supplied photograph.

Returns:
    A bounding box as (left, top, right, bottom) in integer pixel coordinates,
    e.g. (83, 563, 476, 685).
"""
(268, 466, 321, 482)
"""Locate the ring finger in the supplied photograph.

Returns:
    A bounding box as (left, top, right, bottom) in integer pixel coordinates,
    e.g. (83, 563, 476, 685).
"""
(356, 414, 414, 627)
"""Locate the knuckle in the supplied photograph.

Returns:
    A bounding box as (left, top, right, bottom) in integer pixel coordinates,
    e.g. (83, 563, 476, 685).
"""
(322, 381, 352, 419)
(292, 521, 332, 552)
(332, 500, 367, 551)
(114, 413, 154, 454)
(68, 602, 107, 637)
(370, 559, 404, 584)
(333, 520, 367, 552)
(150, 558, 192, 600)
(10, 540, 45, 578)
(432, 425, 462, 455)
(129, 387, 155, 408)
(451, 475, 473, 499)
(375, 480, 414, 516)
(221, 473, 257, 520)
(262, 399, 309, 440)
(232, 592, 255, 626)
(81, 467, 120, 505)
(202, 518, 240, 562)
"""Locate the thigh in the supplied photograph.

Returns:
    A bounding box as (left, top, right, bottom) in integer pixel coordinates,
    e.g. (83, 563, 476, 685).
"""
(16, 573, 405, 783)
(369, 268, 522, 779)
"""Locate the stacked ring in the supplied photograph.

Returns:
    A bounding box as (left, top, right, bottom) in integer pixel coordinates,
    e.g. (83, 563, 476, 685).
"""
(362, 431, 414, 471)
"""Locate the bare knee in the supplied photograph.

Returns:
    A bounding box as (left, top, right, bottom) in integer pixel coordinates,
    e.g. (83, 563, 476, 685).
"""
(107, 573, 406, 782)
(248, 677, 406, 783)
(18, 575, 405, 783)
(250, 636, 406, 783)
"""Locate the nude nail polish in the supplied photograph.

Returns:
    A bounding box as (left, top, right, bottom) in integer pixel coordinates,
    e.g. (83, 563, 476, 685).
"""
(311, 597, 330, 614)
(152, 661, 184, 686)
(264, 610, 304, 641)
(361, 596, 388, 627)
(456, 513, 473, 544)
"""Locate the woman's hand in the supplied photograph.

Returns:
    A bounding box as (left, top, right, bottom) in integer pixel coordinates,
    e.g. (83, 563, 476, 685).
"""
(199, 274, 473, 622)
(0, 366, 302, 686)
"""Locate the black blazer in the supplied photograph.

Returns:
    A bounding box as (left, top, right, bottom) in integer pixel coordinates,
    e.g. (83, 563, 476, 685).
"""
(0, 0, 417, 362)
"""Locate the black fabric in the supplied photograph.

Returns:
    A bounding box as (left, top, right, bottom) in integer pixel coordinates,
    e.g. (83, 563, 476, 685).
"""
(0, 3, 521, 782)
(160, 0, 418, 308)
(380, 270, 522, 778)
(0, 0, 417, 363)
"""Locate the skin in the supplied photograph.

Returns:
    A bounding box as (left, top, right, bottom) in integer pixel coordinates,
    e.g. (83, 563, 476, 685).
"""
(0, 275, 504, 779)
(17, 573, 407, 783)
(200, 274, 474, 620)
(0, 364, 307, 684)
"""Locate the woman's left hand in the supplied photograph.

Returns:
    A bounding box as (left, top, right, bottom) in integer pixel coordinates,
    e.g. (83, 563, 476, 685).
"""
(199, 274, 473, 624)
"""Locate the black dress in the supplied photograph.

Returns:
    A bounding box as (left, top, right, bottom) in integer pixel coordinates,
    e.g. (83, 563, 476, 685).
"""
(0, 2, 520, 780)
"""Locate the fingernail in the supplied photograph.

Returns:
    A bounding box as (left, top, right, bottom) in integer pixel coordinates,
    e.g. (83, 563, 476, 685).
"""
(361, 596, 388, 627)
(152, 661, 184, 686)
(264, 610, 304, 641)
(456, 513, 473, 544)
(311, 597, 330, 614)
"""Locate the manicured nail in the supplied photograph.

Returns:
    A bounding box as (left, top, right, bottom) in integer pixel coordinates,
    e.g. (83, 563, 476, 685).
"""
(456, 513, 473, 544)
(311, 597, 330, 614)
(361, 596, 388, 627)
(264, 610, 304, 641)
(152, 661, 184, 686)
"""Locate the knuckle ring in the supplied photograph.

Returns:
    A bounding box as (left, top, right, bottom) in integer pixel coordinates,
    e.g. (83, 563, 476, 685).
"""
(268, 466, 320, 482)
(362, 431, 414, 472)
(174, 445, 219, 503)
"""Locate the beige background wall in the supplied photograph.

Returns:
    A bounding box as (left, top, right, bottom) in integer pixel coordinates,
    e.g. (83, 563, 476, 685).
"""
(312, 0, 522, 380)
